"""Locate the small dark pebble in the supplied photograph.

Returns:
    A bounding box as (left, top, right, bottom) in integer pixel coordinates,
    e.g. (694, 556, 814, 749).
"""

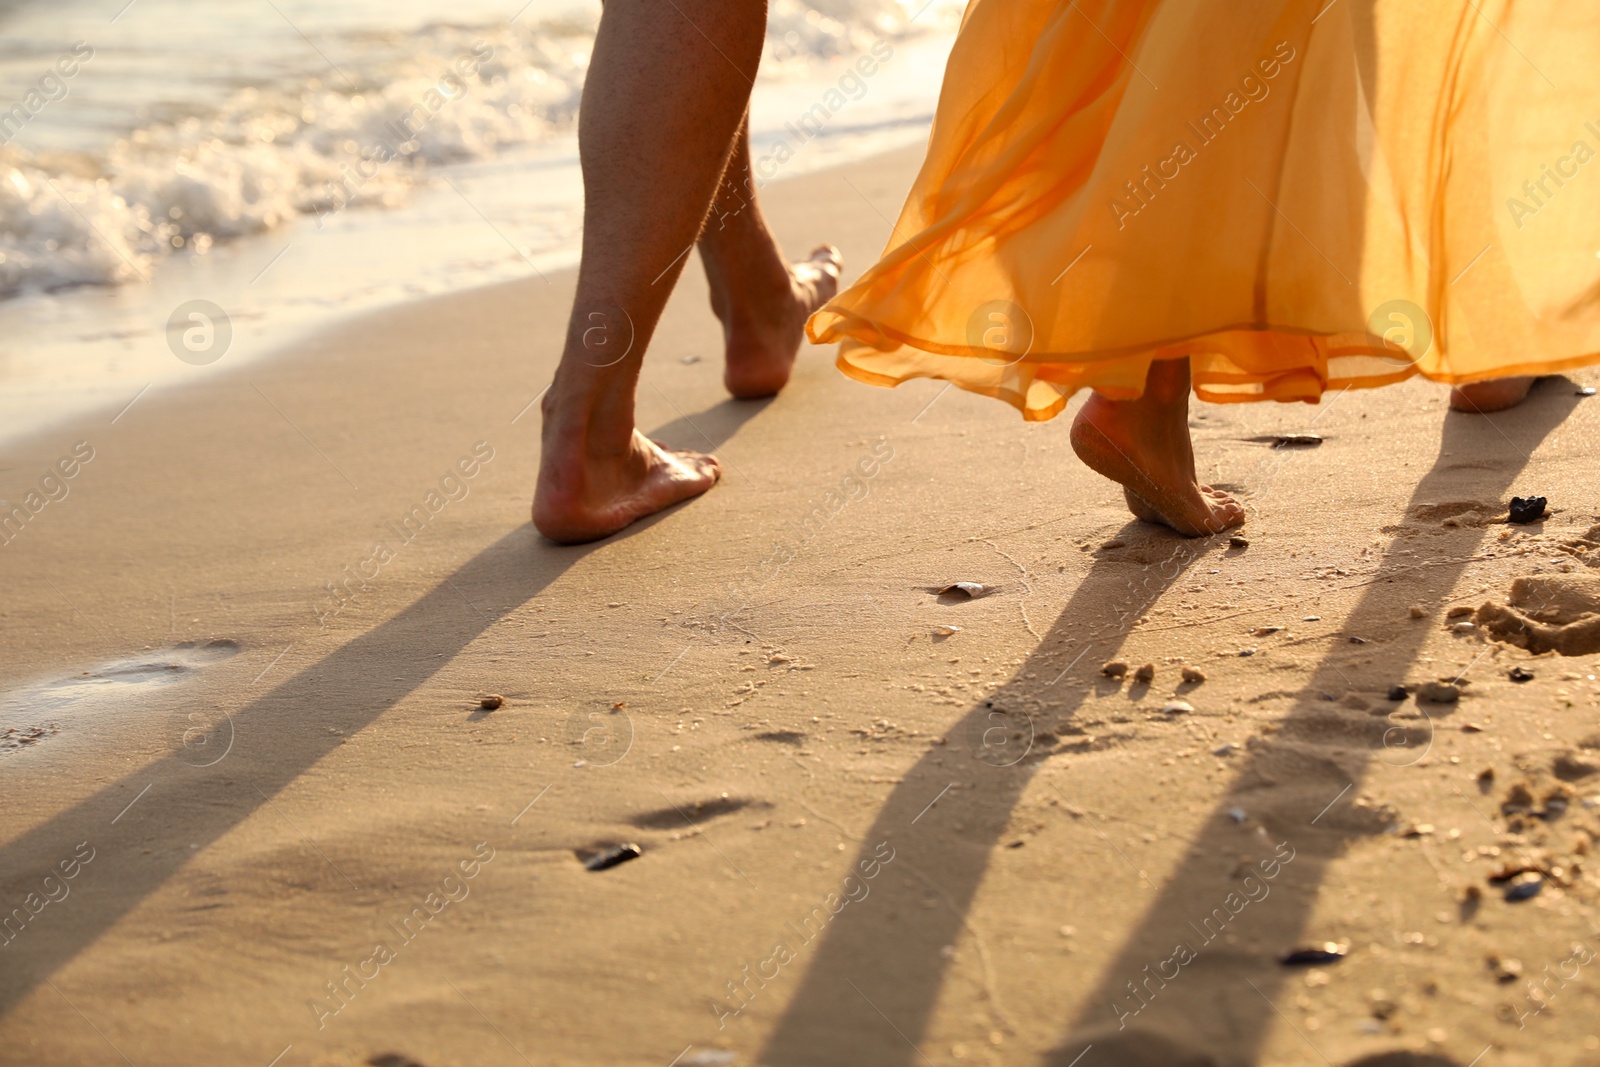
(1504, 871, 1544, 902)
(1508, 495, 1547, 524)
(1273, 433, 1323, 448)
(1387, 685, 1409, 701)
(1280, 942, 1347, 966)
(1509, 667, 1534, 683)
(583, 843, 643, 871)
(368, 1055, 428, 1067)
(1229, 535, 1250, 549)
(479, 694, 504, 710)
(1348, 636, 1368, 645)
(1006, 839, 1026, 849)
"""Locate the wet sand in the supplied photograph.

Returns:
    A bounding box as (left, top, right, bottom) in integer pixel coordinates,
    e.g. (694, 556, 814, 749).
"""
(2, 145, 1600, 1067)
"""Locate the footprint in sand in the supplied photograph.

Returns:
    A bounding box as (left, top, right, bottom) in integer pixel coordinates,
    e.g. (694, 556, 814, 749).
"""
(1476, 573, 1600, 655)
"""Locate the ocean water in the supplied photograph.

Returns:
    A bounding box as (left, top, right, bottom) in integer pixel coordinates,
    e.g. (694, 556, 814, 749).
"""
(0, 0, 959, 444)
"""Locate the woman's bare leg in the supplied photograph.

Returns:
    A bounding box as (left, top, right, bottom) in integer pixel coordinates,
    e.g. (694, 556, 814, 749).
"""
(1069, 357, 1245, 536)
(533, 0, 765, 544)
(697, 118, 842, 399)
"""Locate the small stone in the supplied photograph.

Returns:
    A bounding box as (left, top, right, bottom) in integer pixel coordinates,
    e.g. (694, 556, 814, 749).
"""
(1253, 626, 1283, 637)
(1229, 535, 1250, 548)
(1579, 386, 1597, 396)
(1504, 871, 1544, 901)
(1272, 433, 1323, 448)
(1460, 723, 1484, 733)
(933, 625, 962, 637)
(1302, 615, 1321, 621)
(1228, 806, 1247, 823)
(1280, 942, 1348, 965)
(1101, 660, 1128, 678)
(1488, 954, 1522, 982)
(1415, 681, 1460, 703)
(1133, 663, 1155, 684)
(1161, 699, 1195, 715)
(1451, 621, 1477, 633)
(479, 694, 504, 710)
(937, 582, 987, 597)
(1509, 666, 1534, 682)
(1213, 742, 1238, 756)
(1348, 635, 1368, 644)
(1100, 538, 1126, 550)
(1387, 685, 1409, 701)
(1508, 495, 1547, 524)
(1181, 666, 1207, 684)
(1409, 604, 1428, 619)
(1446, 605, 1475, 619)
(582, 843, 643, 871)
(1238, 648, 1257, 657)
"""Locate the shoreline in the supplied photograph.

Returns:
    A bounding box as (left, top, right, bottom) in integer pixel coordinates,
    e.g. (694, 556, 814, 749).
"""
(0, 24, 957, 452)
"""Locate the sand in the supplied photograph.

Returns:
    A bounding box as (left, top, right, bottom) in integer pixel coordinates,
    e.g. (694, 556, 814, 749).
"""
(3, 144, 1600, 1067)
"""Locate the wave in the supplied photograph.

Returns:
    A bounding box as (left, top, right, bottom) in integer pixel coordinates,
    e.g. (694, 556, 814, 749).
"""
(0, 0, 943, 301)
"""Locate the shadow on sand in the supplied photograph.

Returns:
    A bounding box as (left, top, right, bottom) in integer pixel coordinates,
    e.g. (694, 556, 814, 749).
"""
(0, 399, 768, 1020)
(759, 381, 1575, 1067)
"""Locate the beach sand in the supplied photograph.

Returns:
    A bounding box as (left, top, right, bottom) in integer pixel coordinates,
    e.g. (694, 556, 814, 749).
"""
(2, 145, 1600, 1067)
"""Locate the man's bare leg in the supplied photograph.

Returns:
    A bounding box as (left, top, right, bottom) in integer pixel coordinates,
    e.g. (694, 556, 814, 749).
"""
(534, 0, 764, 544)
(1069, 357, 1245, 536)
(698, 119, 842, 399)
(1450, 376, 1537, 412)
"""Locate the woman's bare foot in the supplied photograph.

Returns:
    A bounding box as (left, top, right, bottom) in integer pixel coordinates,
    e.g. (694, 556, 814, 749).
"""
(534, 412, 721, 544)
(1450, 376, 1536, 413)
(1069, 358, 1245, 537)
(709, 244, 842, 399)
(697, 120, 842, 397)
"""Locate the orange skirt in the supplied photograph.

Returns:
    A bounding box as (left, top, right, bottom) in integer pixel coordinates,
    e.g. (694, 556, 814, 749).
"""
(808, 0, 1600, 420)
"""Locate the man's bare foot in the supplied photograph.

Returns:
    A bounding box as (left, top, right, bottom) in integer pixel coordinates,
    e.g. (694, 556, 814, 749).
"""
(1450, 376, 1537, 413)
(711, 245, 842, 399)
(1069, 359, 1245, 537)
(534, 426, 721, 544)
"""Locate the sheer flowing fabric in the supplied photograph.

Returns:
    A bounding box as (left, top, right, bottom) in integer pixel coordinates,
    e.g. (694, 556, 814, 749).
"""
(808, 0, 1600, 419)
